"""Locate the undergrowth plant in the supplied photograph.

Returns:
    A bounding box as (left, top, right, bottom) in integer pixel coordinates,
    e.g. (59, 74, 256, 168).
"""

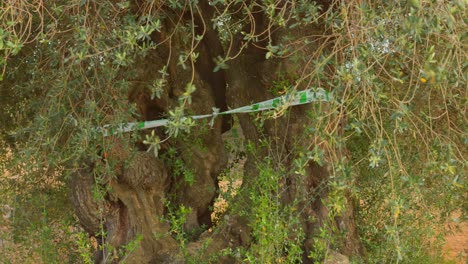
(244, 159, 305, 263)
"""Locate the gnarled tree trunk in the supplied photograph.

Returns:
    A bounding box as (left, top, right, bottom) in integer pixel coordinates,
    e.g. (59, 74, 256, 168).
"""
(70, 1, 362, 263)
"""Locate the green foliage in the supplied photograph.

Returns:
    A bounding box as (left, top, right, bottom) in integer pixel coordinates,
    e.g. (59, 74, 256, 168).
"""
(162, 146, 196, 186)
(149, 66, 169, 100)
(143, 130, 162, 157)
(119, 234, 144, 263)
(0, 177, 83, 263)
(75, 231, 94, 264)
(333, 1, 467, 261)
(0, 0, 466, 263)
(165, 202, 193, 247)
(244, 160, 305, 263)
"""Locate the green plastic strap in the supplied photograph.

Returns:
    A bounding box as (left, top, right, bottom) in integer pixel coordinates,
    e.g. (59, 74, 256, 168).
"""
(300, 92, 307, 103)
(272, 98, 280, 107)
(101, 87, 332, 136)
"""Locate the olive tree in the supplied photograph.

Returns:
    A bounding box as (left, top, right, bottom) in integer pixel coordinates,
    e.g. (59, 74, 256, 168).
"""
(0, 0, 465, 263)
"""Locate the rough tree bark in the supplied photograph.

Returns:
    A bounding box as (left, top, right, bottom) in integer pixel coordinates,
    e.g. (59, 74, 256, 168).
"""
(70, 1, 362, 263)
